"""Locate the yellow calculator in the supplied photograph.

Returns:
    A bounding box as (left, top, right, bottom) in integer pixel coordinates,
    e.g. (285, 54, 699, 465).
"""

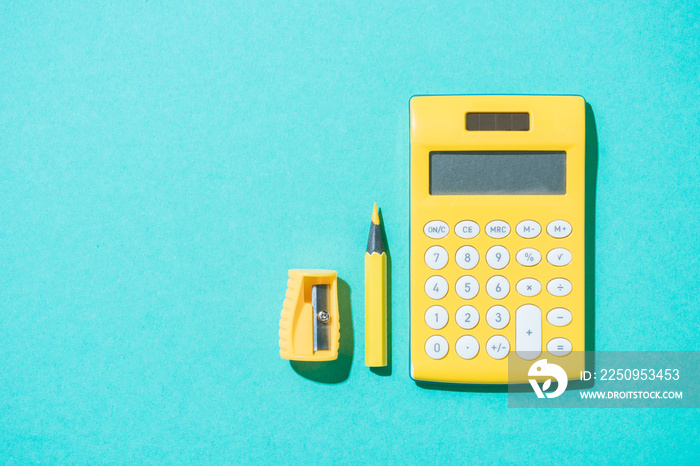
(410, 95, 586, 384)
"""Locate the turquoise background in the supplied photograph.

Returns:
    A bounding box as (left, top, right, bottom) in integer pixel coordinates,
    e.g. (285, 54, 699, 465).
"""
(1, 1, 699, 463)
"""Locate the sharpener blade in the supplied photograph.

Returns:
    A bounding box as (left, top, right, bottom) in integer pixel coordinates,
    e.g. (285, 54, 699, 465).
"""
(312, 284, 330, 351)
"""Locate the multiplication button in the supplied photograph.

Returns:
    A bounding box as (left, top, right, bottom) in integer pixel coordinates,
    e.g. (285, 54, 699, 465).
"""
(516, 278, 541, 297)
(486, 335, 510, 359)
(425, 335, 449, 359)
(425, 276, 448, 299)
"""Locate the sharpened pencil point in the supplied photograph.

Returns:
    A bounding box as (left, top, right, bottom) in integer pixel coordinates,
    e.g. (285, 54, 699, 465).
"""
(372, 203, 380, 225)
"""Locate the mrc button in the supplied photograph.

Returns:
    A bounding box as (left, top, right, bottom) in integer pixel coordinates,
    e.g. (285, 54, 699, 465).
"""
(485, 220, 510, 239)
(424, 220, 449, 239)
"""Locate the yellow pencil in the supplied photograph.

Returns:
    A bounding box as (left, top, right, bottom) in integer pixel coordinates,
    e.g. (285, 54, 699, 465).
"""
(365, 203, 387, 367)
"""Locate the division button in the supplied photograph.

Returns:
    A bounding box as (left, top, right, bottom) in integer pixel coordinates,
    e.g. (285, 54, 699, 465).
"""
(486, 335, 510, 359)
(547, 220, 572, 238)
(547, 278, 572, 297)
(485, 220, 510, 239)
(516, 248, 542, 266)
(455, 245, 479, 270)
(455, 220, 480, 239)
(425, 305, 449, 330)
(425, 335, 449, 359)
(455, 335, 479, 360)
(456, 305, 479, 330)
(425, 276, 449, 299)
(424, 220, 449, 239)
(455, 275, 479, 299)
(516, 304, 542, 360)
(547, 248, 572, 266)
(516, 220, 542, 238)
(547, 308, 572, 327)
(486, 275, 510, 299)
(516, 278, 542, 297)
(547, 337, 573, 356)
(486, 305, 510, 330)
(425, 245, 449, 270)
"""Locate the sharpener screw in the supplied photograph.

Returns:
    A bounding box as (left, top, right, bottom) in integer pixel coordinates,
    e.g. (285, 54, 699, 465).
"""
(317, 310, 330, 323)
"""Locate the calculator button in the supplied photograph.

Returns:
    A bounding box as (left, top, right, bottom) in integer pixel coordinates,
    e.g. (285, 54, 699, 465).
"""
(425, 245, 449, 270)
(516, 220, 541, 238)
(547, 337, 572, 356)
(424, 220, 449, 239)
(425, 305, 449, 330)
(486, 305, 510, 330)
(486, 335, 510, 359)
(486, 276, 510, 299)
(547, 220, 572, 238)
(485, 220, 510, 239)
(456, 335, 479, 360)
(547, 308, 572, 327)
(516, 278, 541, 297)
(547, 248, 572, 266)
(547, 278, 572, 296)
(455, 246, 479, 270)
(425, 335, 449, 359)
(486, 245, 510, 269)
(425, 276, 448, 299)
(456, 305, 479, 330)
(516, 304, 542, 360)
(516, 248, 541, 266)
(455, 276, 479, 299)
(455, 220, 479, 239)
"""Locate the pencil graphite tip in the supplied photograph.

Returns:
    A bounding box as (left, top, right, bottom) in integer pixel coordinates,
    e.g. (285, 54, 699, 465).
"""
(372, 203, 380, 225)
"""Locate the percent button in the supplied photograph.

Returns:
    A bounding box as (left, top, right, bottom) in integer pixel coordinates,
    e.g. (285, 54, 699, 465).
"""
(516, 248, 541, 266)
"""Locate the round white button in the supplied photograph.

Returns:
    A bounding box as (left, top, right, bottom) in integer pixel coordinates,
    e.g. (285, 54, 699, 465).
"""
(486, 275, 510, 299)
(455, 275, 479, 299)
(425, 305, 449, 330)
(547, 220, 572, 238)
(486, 335, 510, 359)
(425, 245, 449, 270)
(424, 220, 449, 239)
(547, 337, 572, 356)
(547, 278, 572, 296)
(485, 220, 510, 239)
(516, 220, 541, 238)
(425, 335, 449, 359)
(516, 278, 541, 297)
(486, 245, 510, 269)
(486, 305, 510, 330)
(456, 335, 479, 359)
(516, 248, 541, 266)
(547, 308, 572, 327)
(547, 248, 572, 266)
(455, 245, 479, 270)
(456, 305, 479, 330)
(455, 220, 479, 239)
(425, 276, 448, 299)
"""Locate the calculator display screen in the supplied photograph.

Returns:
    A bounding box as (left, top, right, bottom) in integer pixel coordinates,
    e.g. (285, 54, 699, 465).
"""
(429, 151, 566, 195)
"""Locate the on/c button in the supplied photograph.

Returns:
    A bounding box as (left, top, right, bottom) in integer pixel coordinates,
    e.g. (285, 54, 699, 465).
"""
(424, 220, 449, 239)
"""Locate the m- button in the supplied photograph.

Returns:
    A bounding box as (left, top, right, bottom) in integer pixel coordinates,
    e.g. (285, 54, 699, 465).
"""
(485, 220, 510, 239)
(547, 220, 572, 239)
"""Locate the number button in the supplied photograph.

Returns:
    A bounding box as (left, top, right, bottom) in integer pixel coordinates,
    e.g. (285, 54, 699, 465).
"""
(424, 220, 449, 239)
(485, 220, 510, 239)
(516, 278, 541, 297)
(547, 220, 572, 238)
(425, 276, 448, 299)
(455, 276, 479, 299)
(455, 220, 479, 239)
(486, 335, 510, 359)
(455, 245, 479, 270)
(547, 248, 572, 266)
(425, 305, 449, 330)
(425, 245, 449, 270)
(486, 305, 510, 330)
(425, 335, 449, 359)
(486, 275, 510, 299)
(547, 337, 572, 356)
(486, 246, 510, 269)
(456, 305, 479, 330)
(547, 308, 572, 327)
(455, 335, 479, 360)
(547, 278, 572, 296)
(516, 248, 541, 266)
(516, 220, 541, 238)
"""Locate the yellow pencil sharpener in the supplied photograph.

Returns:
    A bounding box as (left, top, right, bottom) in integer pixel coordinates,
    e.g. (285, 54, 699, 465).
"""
(279, 269, 340, 361)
